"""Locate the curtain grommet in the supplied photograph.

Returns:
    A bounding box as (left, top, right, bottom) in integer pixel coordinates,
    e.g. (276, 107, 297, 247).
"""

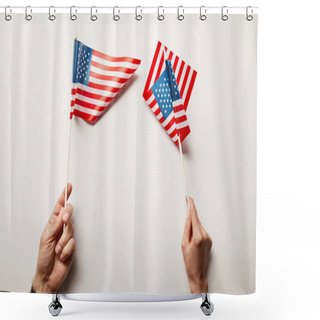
(70, 6, 77, 21)
(90, 6, 97, 21)
(4, 6, 12, 21)
(49, 6, 56, 21)
(113, 6, 120, 21)
(25, 6, 32, 21)
(246, 6, 254, 21)
(157, 6, 164, 21)
(221, 6, 228, 21)
(135, 6, 142, 21)
(177, 6, 184, 21)
(200, 6, 207, 21)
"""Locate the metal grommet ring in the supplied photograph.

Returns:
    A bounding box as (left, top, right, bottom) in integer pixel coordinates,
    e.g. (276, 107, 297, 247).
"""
(49, 6, 56, 21)
(200, 6, 207, 21)
(135, 6, 142, 21)
(221, 6, 228, 21)
(70, 6, 77, 21)
(113, 6, 120, 21)
(4, 6, 12, 21)
(25, 6, 32, 21)
(157, 6, 164, 21)
(177, 6, 184, 21)
(91, 6, 97, 21)
(246, 6, 253, 21)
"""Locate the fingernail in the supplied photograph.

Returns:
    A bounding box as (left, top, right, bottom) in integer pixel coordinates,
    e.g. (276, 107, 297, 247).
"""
(63, 213, 69, 222)
(56, 245, 62, 255)
(60, 207, 64, 215)
(60, 254, 64, 261)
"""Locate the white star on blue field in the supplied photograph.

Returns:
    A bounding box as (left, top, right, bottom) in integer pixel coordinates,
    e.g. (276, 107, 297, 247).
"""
(72, 41, 93, 86)
(151, 69, 181, 120)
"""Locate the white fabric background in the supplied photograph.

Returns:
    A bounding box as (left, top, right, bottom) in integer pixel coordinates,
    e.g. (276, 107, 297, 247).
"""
(0, 13, 257, 294)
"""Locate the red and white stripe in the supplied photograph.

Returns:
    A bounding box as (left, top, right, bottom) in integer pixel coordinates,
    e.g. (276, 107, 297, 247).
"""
(71, 50, 141, 122)
(172, 98, 191, 141)
(143, 41, 197, 145)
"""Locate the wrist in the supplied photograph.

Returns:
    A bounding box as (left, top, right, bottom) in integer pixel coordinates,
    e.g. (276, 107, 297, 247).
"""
(189, 277, 208, 293)
(32, 273, 54, 294)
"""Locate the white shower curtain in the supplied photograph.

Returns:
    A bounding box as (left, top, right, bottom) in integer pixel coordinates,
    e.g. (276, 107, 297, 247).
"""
(0, 12, 257, 294)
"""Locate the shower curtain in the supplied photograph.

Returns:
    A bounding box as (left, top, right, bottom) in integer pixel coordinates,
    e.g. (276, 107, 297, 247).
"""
(0, 10, 257, 294)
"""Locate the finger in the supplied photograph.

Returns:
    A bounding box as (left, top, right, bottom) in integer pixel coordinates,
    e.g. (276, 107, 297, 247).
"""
(185, 196, 192, 216)
(185, 196, 197, 215)
(43, 203, 73, 243)
(200, 223, 208, 238)
(208, 236, 213, 249)
(60, 238, 76, 262)
(198, 222, 213, 249)
(43, 207, 66, 241)
(181, 217, 192, 247)
(197, 217, 211, 241)
(62, 203, 73, 224)
(188, 197, 202, 237)
(55, 222, 74, 255)
(53, 183, 73, 215)
(185, 195, 191, 209)
(201, 226, 213, 248)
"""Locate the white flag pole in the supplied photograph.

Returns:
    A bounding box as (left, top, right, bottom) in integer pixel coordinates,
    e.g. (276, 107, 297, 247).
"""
(65, 35, 78, 208)
(64, 117, 73, 208)
(164, 48, 190, 209)
(177, 134, 190, 208)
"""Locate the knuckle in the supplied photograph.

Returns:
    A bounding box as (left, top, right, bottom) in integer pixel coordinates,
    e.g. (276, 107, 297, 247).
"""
(67, 203, 73, 214)
(59, 234, 68, 247)
(70, 238, 76, 250)
(57, 235, 64, 247)
(63, 238, 76, 255)
(58, 236, 65, 247)
(194, 235, 203, 245)
(48, 216, 55, 226)
(68, 222, 75, 235)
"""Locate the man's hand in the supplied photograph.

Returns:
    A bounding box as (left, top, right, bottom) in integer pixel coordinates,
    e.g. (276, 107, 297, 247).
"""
(32, 183, 75, 293)
(181, 197, 213, 293)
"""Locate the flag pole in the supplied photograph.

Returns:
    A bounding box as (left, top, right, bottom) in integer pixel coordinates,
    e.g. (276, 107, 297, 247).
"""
(64, 117, 73, 208)
(65, 36, 77, 208)
(164, 48, 190, 209)
(177, 134, 190, 208)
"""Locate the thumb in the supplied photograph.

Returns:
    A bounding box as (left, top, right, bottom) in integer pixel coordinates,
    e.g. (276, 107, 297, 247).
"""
(182, 216, 192, 247)
(43, 207, 65, 241)
(187, 197, 202, 237)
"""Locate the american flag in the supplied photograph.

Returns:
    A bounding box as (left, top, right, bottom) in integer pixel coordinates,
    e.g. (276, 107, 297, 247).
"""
(165, 59, 190, 141)
(143, 41, 197, 145)
(70, 40, 141, 122)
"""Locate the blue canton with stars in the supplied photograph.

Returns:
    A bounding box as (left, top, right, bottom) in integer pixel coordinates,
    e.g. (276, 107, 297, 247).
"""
(151, 60, 181, 120)
(72, 40, 93, 86)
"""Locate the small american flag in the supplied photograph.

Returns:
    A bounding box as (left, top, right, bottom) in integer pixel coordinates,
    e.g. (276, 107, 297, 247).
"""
(143, 41, 197, 145)
(70, 40, 141, 122)
(164, 59, 190, 141)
